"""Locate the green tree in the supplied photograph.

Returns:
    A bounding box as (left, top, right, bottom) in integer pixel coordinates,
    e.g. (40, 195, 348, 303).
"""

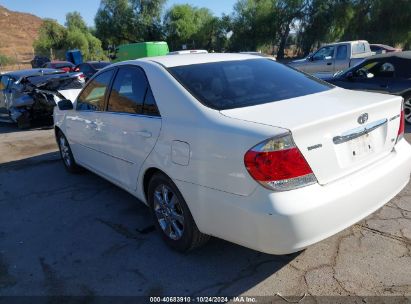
(95, 0, 165, 48)
(33, 19, 67, 57)
(230, 0, 278, 52)
(33, 13, 106, 61)
(66, 11, 89, 32)
(164, 4, 218, 50)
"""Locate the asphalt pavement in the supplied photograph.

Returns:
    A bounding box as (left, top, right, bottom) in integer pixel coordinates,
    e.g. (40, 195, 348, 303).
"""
(0, 121, 410, 299)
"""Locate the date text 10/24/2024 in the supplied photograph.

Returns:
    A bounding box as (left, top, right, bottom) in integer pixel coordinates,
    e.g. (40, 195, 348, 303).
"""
(149, 296, 257, 303)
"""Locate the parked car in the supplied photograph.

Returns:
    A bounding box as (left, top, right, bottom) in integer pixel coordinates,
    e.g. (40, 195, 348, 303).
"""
(288, 40, 374, 78)
(0, 68, 84, 128)
(54, 54, 411, 254)
(42, 61, 76, 72)
(30, 56, 50, 68)
(325, 51, 411, 124)
(75, 61, 111, 81)
(370, 44, 402, 54)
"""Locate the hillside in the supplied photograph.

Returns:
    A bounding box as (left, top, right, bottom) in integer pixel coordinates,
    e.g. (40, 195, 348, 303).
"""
(0, 5, 43, 64)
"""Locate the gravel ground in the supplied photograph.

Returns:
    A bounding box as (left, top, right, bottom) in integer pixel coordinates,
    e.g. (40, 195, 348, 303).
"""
(0, 121, 410, 300)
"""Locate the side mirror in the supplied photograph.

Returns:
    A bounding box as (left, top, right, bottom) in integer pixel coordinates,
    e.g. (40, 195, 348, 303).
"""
(325, 56, 332, 60)
(57, 99, 74, 111)
(307, 55, 313, 61)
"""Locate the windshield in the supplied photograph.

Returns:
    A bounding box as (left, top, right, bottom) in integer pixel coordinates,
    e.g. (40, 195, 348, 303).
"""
(168, 59, 333, 110)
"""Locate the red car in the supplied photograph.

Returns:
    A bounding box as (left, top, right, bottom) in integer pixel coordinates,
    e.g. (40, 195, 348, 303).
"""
(41, 61, 76, 72)
(370, 44, 402, 54)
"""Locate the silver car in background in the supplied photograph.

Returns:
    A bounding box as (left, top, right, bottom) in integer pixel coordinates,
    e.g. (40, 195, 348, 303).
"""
(288, 40, 374, 79)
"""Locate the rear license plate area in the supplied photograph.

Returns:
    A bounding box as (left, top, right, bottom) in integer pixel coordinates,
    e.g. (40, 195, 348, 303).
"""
(349, 133, 373, 158)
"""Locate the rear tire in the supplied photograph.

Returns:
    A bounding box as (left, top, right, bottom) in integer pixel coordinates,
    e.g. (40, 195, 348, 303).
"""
(403, 94, 411, 124)
(148, 173, 210, 252)
(56, 131, 82, 173)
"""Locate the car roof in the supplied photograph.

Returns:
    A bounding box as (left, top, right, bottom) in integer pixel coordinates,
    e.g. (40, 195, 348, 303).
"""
(138, 53, 263, 68)
(3, 68, 62, 78)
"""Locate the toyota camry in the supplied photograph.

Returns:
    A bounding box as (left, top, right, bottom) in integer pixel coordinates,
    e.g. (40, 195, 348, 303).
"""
(54, 54, 411, 254)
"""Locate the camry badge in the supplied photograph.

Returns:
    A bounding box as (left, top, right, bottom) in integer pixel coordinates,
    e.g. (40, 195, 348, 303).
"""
(358, 113, 369, 125)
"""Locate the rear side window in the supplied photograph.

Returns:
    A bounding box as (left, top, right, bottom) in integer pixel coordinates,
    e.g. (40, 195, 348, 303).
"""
(352, 43, 366, 54)
(169, 59, 333, 110)
(76, 70, 114, 111)
(336, 45, 348, 60)
(108, 66, 160, 116)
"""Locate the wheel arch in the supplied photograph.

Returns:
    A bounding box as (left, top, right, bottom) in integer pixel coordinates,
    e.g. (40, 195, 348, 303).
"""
(54, 125, 62, 141)
(143, 167, 170, 203)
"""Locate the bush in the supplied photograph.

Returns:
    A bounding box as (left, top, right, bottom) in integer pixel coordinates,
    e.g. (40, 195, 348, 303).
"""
(0, 54, 16, 66)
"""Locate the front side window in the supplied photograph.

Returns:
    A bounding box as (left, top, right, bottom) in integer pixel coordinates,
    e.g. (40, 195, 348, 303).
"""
(108, 66, 160, 116)
(169, 59, 333, 110)
(313, 46, 335, 61)
(76, 69, 114, 111)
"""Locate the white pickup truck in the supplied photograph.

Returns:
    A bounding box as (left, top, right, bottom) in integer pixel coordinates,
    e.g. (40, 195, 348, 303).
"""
(288, 40, 374, 79)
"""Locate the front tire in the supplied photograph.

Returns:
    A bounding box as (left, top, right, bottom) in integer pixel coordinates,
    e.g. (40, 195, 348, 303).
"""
(148, 173, 210, 252)
(56, 131, 82, 173)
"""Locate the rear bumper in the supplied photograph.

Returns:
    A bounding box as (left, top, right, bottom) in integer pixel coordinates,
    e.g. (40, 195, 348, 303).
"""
(176, 139, 411, 254)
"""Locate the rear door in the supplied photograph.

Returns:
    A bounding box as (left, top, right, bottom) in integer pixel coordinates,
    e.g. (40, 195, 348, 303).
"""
(65, 69, 115, 170)
(97, 65, 162, 189)
(334, 45, 348, 73)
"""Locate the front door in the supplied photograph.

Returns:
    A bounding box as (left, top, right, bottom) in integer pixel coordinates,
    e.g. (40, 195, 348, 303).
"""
(306, 45, 336, 76)
(65, 69, 115, 171)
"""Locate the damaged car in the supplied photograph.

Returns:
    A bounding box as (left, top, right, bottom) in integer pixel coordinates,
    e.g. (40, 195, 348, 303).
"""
(0, 68, 84, 128)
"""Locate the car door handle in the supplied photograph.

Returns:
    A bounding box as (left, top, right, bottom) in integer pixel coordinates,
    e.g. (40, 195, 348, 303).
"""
(326, 62, 332, 66)
(135, 131, 152, 138)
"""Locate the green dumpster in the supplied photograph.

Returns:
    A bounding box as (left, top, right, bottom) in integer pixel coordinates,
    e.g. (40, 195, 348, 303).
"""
(112, 41, 169, 63)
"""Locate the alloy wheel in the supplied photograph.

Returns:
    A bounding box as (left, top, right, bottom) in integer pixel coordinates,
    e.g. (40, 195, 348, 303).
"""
(59, 136, 71, 167)
(153, 184, 185, 240)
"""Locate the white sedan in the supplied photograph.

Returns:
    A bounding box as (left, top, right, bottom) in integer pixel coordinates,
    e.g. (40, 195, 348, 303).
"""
(54, 54, 411, 254)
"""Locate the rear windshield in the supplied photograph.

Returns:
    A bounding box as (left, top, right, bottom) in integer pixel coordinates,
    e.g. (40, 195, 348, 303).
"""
(168, 59, 333, 110)
(91, 62, 111, 69)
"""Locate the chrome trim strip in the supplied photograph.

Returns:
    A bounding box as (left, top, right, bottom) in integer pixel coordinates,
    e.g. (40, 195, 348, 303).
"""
(333, 118, 387, 145)
(75, 110, 161, 119)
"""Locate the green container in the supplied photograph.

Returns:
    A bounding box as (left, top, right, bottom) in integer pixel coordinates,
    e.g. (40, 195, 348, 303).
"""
(112, 41, 169, 63)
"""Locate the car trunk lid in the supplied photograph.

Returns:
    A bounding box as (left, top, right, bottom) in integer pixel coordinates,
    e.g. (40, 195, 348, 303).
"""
(220, 88, 403, 185)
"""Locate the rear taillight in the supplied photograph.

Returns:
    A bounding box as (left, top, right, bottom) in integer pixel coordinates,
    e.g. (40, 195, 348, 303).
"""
(244, 133, 317, 191)
(397, 106, 405, 142)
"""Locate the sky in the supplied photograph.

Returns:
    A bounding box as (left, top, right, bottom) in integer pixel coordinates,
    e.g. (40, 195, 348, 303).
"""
(0, 0, 236, 27)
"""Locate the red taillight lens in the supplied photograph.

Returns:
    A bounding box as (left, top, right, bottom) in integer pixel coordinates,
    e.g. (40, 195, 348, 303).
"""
(244, 133, 317, 191)
(397, 109, 405, 140)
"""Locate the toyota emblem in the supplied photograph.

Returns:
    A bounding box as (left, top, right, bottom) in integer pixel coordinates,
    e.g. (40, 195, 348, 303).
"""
(358, 113, 368, 125)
